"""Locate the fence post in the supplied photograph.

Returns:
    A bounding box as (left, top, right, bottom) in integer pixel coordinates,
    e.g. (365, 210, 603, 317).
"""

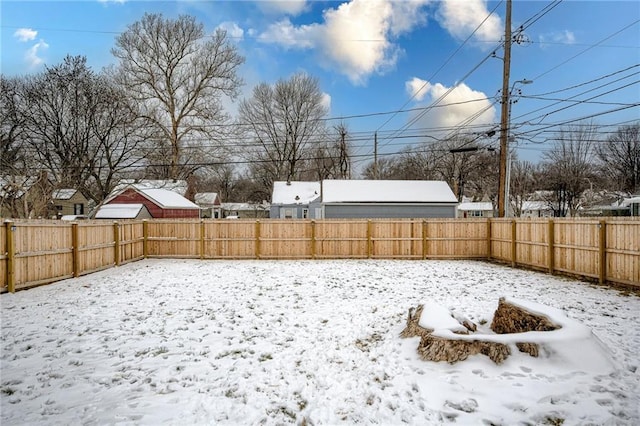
(72, 222, 79, 277)
(310, 220, 316, 259)
(367, 220, 373, 258)
(486, 219, 492, 260)
(548, 219, 555, 275)
(200, 220, 205, 260)
(511, 219, 517, 268)
(5, 221, 15, 293)
(142, 220, 148, 258)
(422, 220, 428, 259)
(255, 220, 261, 259)
(599, 219, 607, 284)
(113, 221, 120, 266)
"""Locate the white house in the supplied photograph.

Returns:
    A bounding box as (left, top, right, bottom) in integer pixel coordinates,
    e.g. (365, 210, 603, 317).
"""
(195, 192, 222, 218)
(457, 201, 494, 218)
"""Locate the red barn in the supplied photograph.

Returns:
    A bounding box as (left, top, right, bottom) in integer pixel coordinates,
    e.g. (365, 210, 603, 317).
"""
(101, 186, 200, 219)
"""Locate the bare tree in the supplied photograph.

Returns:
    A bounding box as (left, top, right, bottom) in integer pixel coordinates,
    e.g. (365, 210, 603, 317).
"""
(238, 72, 328, 195)
(540, 123, 598, 216)
(306, 123, 352, 180)
(509, 160, 538, 217)
(10, 56, 145, 205)
(1, 76, 28, 176)
(112, 13, 244, 179)
(596, 123, 639, 194)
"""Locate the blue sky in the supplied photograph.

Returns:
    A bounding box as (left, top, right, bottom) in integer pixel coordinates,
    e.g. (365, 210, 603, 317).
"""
(2, 0, 639, 168)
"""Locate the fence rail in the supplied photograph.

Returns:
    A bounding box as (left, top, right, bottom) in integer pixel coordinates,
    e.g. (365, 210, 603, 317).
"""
(2, 218, 639, 292)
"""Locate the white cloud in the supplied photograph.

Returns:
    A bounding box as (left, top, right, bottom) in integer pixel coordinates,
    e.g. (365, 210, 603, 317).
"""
(13, 28, 37, 42)
(539, 30, 576, 47)
(436, 0, 502, 43)
(257, 0, 308, 16)
(258, 0, 431, 85)
(321, 92, 331, 113)
(218, 22, 245, 40)
(258, 18, 317, 49)
(25, 39, 49, 69)
(405, 78, 497, 134)
(98, 0, 126, 4)
(405, 77, 430, 101)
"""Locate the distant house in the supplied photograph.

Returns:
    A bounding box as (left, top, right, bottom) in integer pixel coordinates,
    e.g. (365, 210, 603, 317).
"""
(521, 201, 554, 218)
(221, 202, 270, 219)
(270, 181, 321, 219)
(270, 180, 458, 219)
(94, 203, 152, 220)
(52, 189, 88, 218)
(628, 196, 640, 216)
(0, 173, 52, 219)
(581, 195, 640, 217)
(458, 201, 494, 218)
(98, 185, 200, 219)
(195, 192, 222, 218)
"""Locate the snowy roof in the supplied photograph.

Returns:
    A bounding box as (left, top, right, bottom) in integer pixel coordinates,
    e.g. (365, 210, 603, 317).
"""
(111, 179, 188, 196)
(271, 181, 321, 205)
(52, 189, 78, 200)
(621, 196, 640, 207)
(222, 202, 269, 211)
(0, 176, 38, 198)
(321, 180, 457, 203)
(95, 203, 148, 219)
(138, 188, 199, 209)
(522, 201, 552, 211)
(458, 202, 493, 211)
(194, 192, 219, 206)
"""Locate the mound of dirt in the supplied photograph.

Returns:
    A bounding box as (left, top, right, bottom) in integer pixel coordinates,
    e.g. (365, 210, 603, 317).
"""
(401, 298, 561, 364)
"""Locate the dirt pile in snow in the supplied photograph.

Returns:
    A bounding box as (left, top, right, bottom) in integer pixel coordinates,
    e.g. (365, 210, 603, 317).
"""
(401, 298, 562, 364)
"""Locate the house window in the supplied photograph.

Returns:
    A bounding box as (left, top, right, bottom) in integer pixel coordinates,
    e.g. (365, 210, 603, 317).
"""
(302, 208, 309, 219)
(470, 210, 483, 217)
(284, 208, 293, 219)
(55, 205, 63, 211)
(74, 203, 84, 215)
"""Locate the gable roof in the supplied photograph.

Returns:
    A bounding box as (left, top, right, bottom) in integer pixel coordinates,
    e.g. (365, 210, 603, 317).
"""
(194, 192, 219, 205)
(52, 189, 78, 200)
(137, 188, 199, 209)
(272, 181, 321, 205)
(95, 203, 150, 219)
(458, 202, 493, 211)
(111, 179, 189, 197)
(104, 185, 199, 209)
(321, 180, 458, 203)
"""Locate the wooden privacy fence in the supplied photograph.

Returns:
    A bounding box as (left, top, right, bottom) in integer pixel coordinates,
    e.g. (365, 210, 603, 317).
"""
(2, 218, 639, 292)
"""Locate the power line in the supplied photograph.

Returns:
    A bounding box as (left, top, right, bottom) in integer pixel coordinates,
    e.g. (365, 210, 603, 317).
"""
(532, 19, 640, 82)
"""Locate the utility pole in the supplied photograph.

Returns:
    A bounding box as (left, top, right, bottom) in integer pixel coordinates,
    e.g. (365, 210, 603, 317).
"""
(373, 132, 378, 180)
(497, 0, 512, 217)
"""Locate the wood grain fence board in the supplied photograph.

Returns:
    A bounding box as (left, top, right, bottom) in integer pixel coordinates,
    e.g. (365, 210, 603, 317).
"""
(515, 220, 549, 270)
(554, 220, 600, 279)
(13, 223, 73, 288)
(488, 219, 512, 262)
(606, 220, 640, 285)
(77, 223, 115, 275)
(313, 220, 368, 258)
(259, 220, 312, 259)
(203, 220, 258, 259)
(0, 225, 6, 291)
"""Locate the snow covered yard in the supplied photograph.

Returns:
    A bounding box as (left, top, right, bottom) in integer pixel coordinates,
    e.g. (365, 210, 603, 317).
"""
(1, 259, 639, 425)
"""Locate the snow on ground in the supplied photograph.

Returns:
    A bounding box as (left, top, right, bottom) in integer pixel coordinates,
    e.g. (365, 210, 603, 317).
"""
(1, 259, 639, 425)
